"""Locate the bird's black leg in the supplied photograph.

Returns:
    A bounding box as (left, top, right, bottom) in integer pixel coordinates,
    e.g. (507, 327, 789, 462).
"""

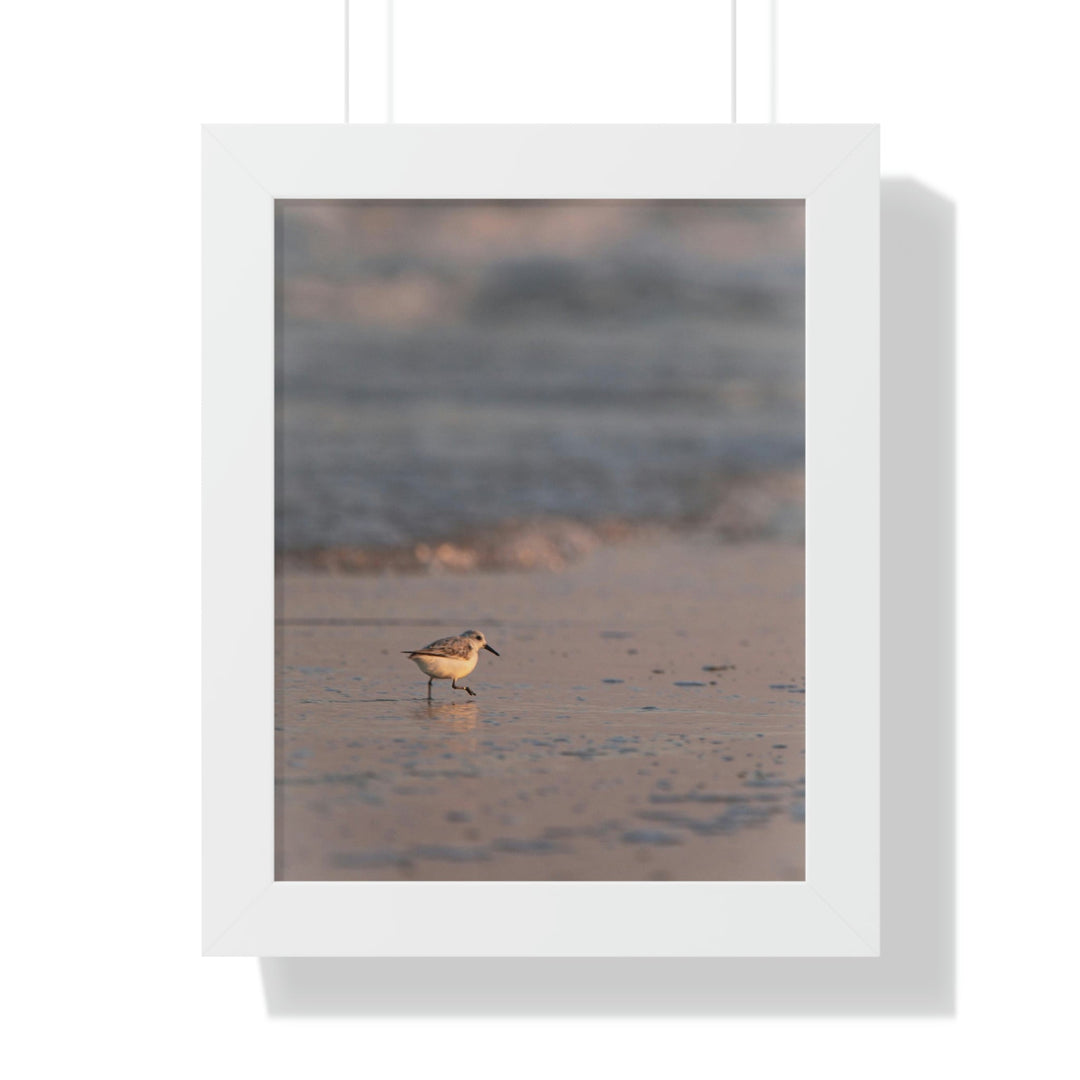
(451, 678, 477, 697)
(427, 677, 433, 700)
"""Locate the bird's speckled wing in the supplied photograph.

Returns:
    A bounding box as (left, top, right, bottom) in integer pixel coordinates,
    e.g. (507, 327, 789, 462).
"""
(405, 635, 471, 660)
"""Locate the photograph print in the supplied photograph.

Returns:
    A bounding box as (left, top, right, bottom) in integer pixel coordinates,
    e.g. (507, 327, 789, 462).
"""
(275, 198, 806, 881)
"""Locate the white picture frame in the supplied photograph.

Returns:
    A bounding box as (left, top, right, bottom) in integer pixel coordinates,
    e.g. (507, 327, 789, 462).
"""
(203, 124, 879, 957)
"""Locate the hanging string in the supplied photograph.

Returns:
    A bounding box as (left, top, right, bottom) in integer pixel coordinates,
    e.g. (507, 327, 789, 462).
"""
(344, 1, 350, 123)
(387, 0, 395, 123)
(731, 0, 737, 122)
(770, 0, 777, 122)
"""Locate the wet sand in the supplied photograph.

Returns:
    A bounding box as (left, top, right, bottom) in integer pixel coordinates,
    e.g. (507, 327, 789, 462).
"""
(275, 538, 805, 881)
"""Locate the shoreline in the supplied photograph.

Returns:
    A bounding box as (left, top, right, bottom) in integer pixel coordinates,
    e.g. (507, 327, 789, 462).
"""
(275, 469, 805, 576)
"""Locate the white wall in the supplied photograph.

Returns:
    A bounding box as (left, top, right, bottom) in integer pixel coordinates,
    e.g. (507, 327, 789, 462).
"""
(4, 1, 1076, 1076)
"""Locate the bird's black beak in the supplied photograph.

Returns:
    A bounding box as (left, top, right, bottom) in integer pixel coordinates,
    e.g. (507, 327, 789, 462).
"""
(484, 643, 500, 656)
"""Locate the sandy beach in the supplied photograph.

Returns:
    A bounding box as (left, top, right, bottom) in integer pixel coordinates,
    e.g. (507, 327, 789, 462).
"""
(275, 537, 805, 881)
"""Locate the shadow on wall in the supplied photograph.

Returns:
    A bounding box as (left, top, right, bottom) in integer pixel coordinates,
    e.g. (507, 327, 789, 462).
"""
(257, 180, 955, 1017)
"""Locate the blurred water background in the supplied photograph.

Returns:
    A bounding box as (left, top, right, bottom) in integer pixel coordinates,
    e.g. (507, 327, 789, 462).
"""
(277, 200, 804, 567)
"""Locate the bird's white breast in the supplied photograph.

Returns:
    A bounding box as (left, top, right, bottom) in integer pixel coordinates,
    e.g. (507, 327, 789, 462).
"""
(410, 652, 478, 680)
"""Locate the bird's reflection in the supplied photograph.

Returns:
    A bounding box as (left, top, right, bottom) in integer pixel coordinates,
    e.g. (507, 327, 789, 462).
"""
(411, 699, 478, 733)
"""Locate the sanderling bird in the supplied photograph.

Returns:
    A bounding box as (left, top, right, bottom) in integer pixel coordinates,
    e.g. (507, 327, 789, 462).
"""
(403, 629, 500, 699)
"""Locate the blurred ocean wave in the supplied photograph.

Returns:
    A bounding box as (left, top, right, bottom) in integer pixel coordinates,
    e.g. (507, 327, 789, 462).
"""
(277, 201, 804, 557)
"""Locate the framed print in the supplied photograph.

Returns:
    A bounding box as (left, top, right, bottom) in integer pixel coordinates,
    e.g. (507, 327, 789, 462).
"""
(203, 125, 879, 956)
